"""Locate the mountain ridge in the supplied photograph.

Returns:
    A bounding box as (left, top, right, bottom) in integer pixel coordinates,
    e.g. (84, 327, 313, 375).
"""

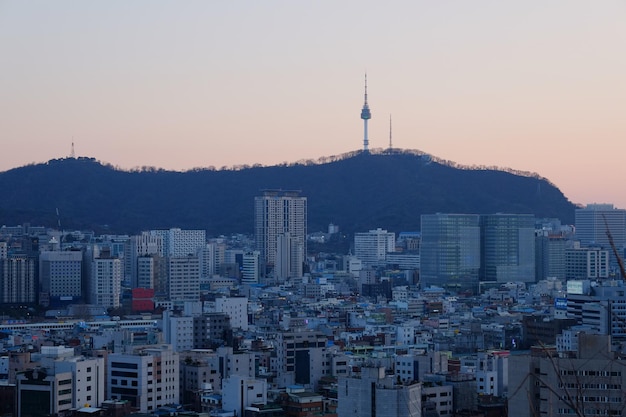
(0, 149, 576, 235)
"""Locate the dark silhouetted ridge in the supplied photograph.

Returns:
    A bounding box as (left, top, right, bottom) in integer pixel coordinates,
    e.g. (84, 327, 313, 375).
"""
(0, 151, 576, 235)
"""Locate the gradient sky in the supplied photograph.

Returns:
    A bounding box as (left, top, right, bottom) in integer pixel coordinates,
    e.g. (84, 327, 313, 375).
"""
(1, 1, 625, 209)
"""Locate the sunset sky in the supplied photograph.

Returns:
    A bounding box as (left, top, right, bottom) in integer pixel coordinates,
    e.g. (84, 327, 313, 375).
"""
(1, 1, 625, 209)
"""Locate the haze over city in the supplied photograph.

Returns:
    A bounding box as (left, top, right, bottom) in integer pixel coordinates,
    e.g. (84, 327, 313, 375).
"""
(1, 1, 625, 207)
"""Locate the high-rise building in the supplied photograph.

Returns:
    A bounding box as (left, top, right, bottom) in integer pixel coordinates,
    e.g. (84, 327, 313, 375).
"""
(39, 250, 83, 307)
(150, 228, 206, 258)
(241, 251, 260, 284)
(565, 245, 609, 280)
(125, 232, 163, 288)
(168, 255, 200, 302)
(420, 214, 481, 293)
(354, 228, 395, 267)
(88, 247, 122, 308)
(254, 190, 307, 280)
(535, 233, 566, 281)
(575, 204, 626, 267)
(198, 241, 225, 279)
(0, 253, 37, 305)
(480, 214, 535, 284)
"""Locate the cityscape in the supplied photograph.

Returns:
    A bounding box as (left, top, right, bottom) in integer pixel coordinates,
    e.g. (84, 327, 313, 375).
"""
(2, 3, 626, 417)
(2, 190, 626, 417)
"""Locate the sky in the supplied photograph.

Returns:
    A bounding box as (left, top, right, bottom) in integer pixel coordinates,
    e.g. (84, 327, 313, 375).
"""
(1, 1, 625, 208)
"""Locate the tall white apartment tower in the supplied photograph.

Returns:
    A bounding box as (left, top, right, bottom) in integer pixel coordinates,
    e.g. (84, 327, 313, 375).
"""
(255, 190, 307, 280)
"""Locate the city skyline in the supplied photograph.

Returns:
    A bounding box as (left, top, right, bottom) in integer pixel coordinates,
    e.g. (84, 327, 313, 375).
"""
(1, 1, 625, 208)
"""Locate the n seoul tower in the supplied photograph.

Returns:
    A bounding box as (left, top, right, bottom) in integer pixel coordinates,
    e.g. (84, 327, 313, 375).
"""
(360, 73, 372, 153)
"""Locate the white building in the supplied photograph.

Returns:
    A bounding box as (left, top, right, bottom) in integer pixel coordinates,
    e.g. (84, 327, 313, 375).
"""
(162, 311, 194, 352)
(221, 375, 267, 417)
(108, 345, 179, 413)
(354, 228, 395, 267)
(89, 248, 122, 308)
(215, 296, 249, 331)
(151, 228, 206, 258)
(38, 346, 106, 408)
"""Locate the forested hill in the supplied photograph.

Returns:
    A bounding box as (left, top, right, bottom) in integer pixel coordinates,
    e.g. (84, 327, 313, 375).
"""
(0, 150, 576, 235)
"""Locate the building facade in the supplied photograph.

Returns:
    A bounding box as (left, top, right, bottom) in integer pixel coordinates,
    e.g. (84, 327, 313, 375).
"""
(420, 214, 481, 293)
(254, 190, 307, 281)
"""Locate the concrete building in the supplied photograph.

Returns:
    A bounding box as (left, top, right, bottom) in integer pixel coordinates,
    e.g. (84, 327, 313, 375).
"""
(126, 232, 163, 288)
(0, 253, 37, 304)
(198, 241, 226, 279)
(354, 228, 396, 267)
(242, 251, 260, 284)
(88, 247, 122, 308)
(168, 255, 200, 302)
(565, 245, 610, 280)
(107, 345, 179, 413)
(254, 190, 307, 281)
(37, 346, 106, 409)
(421, 383, 453, 417)
(215, 296, 249, 331)
(337, 366, 422, 417)
(150, 228, 206, 258)
(566, 280, 626, 340)
(420, 214, 481, 294)
(162, 311, 194, 352)
(39, 250, 83, 307)
(509, 334, 625, 417)
(16, 368, 74, 417)
(137, 254, 167, 295)
(273, 331, 328, 389)
(193, 313, 231, 349)
(222, 375, 267, 417)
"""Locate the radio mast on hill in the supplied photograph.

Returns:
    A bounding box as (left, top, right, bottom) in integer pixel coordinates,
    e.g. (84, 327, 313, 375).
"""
(360, 73, 371, 153)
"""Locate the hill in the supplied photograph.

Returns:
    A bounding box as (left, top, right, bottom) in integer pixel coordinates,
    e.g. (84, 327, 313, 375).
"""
(0, 150, 576, 235)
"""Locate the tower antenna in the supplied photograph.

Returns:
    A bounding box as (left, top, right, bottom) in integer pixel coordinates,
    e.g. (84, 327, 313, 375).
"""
(70, 140, 75, 159)
(388, 114, 392, 151)
(360, 73, 371, 153)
